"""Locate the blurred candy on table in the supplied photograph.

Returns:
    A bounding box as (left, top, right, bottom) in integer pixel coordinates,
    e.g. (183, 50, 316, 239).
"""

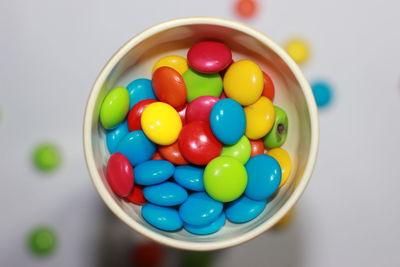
(182, 251, 213, 267)
(234, 0, 258, 19)
(32, 142, 61, 172)
(27, 226, 57, 257)
(284, 38, 310, 65)
(132, 242, 165, 267)
(311, 80, 333, 108)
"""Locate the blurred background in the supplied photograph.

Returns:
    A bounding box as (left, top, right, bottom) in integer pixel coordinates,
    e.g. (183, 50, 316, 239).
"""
(1, 0, 399, 266)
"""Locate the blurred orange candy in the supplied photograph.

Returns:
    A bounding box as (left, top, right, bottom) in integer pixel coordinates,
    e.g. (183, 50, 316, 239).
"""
(235, 0, 258, 19)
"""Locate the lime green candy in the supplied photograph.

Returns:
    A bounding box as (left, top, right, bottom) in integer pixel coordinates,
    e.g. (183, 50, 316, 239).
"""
(263, 106, 288, 149)
(220, 136, 251, 164)
(183, 69, 223, 102)
(100, 87, 130, 129)
(33, 143, 61, 172)
(28, 226, 57, 256)
(204, 156, 247, 202)
(182, 251, 213, 267)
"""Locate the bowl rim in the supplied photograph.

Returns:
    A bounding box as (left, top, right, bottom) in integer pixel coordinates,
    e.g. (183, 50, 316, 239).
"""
(83, 16, 319, 251)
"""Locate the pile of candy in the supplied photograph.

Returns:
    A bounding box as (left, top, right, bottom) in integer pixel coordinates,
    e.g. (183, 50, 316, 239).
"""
(100, 40, 292, 235)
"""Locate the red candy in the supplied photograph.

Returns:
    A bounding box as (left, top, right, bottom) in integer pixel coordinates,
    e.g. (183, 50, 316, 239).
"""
(152, 66, 187, 109)
(106, 153, 134, 197)
(127, 99, 157, 131)
(262, 72, 275, 101)
(187, 41, 232, 73)
(132, 242, 165, 267)
(125, 185, 146, 205)
(178, 121, 222, 165)
(250, 139, 265, 157)
(151, 152, 164, 160)
(158, 141, 188, 165)
(177, 104, 187, 125)
(185, 96, 219, 123)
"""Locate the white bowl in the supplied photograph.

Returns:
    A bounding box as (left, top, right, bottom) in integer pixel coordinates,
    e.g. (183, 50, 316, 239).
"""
(83, 17, 319, 251)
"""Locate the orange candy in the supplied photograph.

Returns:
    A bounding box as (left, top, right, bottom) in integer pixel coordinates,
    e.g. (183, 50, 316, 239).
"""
(235, 0, 258, 19)
(158, 141, 189, 165)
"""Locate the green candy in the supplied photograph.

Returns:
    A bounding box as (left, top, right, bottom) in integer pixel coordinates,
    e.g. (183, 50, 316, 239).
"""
(28, 227, 57, 256)
(220, 136, 251, 164)
(182, 251, 213, 267)
(100, 87, 130, 129)
(263, 106, 288, 149)
(33, 143, 61, 172)
(183, 69, 223, 102)
(204, 156, 247, 202)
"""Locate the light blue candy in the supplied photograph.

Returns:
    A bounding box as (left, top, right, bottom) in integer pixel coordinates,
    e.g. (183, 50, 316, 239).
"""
(127, 78, 156, 109)
(116, 130, 156, 166)
(245, 154, 281, 200)
(210, 98, 246, 145)
(141, 204, 183, 231)
(134, 160, 174, 185)
(143, 182, 188, 206)
(174, 165, 205, 191)
(226, 196, 267, 223)
(179, 192, 223, 226)
(184, 212, 226, 235)
(311, 81, 333, 108)
(106, 120, 129, 154)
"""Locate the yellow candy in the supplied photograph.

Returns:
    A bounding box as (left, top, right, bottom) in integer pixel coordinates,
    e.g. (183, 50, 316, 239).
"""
(274, 208, 295, 229)
(244, 96, 275, 140)
(223, 60, 263, 106)
(152, 56, 189, 75)
(141, 102, 182, 145)
(284, 38, 310, 65)
(267, 148, 292, 187)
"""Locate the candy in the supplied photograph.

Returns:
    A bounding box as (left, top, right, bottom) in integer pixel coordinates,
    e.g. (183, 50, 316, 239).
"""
(220, 135, 251, 164)
(134, 160, 174, 186)
(127, 99, 157, 131)
(179, 192, 223, 226)
(100, 87, 130, 129)
(187, 41, 232, 73)
(158, 141, 189, 165)
(244, 154, 281, 200)
(223, 60, 263, 106)
(126, 79, 156, 109)
(263, 106, 288, 149)
(125, 185, 147, 205)
(142, 204, 183, 231)
(178, 121, 222, 165)
(262, 72, 275, 101)
(311, 81, 333, 108)
(226, 196, 266, 223)
(284, 38, 310, 65)
(183, 69, 223, 102)
(204, 156, 247, 202)
(151, 152, 164, 160)
(132, 242, 165, 267)
(152, 55, 188, 75)
(250, 139, 264, 157)
(32, 142, 61, 172)
(106, 121, 129, 153)
(173, 165, 205, 191)
(177, 104, 187, 125)
(235, 0, 258, 19)
(116, 130, 156, 166)
(267, 148, 292, 187)
(152, 67, 187, 108)
(183, 251, 213, 267)
(106, 153, 134, 197)
(185, 95, 219, 123)
(141, 102, 182, 145)
(143, 182, 188, 206)
(244, 96, 275, 140)
(210, 98, 246, 145)
(28, 226, 57, 256)
(184, 212, 226, 235)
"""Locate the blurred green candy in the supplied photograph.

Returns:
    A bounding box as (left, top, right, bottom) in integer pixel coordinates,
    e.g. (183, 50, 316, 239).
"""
(33, 143, 61, 172)
(28, 226, 57, 256)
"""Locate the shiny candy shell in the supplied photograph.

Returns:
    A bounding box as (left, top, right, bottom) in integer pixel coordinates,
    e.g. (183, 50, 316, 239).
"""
(263, 106, 289, 149)
(262, 72, 275, 101)
(226, 195, 267, 223)
(125, 185, 147, 205)
(152, 55, 189, 75)
(244, 96, 275, 140)
(142, 204, 183, 231)
(187, 41, 232, 73)
(134, 160, 175, 186)
(184, 212, 226, 235)
(116, 130, 156, 166)
(143, 182, 188, 206)
(179, 192, 223, 226)
(220, 135, 251, 164)
(106, 153, 134, 197)
(127, 99, 157, 131)
(223, 60, 264, 106)
(210, 98, 246, 145)
(100, 87, 130, 129)
(250, 139, 264, 157)
(267, 148, 292, 187)
(245, 154, 281, 200)
(185, 95, 219, 123)
(152, 67, 187, 109)
(141, 102, 182, 146)
(173, 165, 205, 191)
(127, 78, 156, 109)
(106, 120, 129, 154)
(158, 141, 188, 165)
(183, 69, 223, 102)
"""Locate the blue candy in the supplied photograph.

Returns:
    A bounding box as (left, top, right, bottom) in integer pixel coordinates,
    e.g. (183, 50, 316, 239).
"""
(143, 182, 188, 206)
(127, 78, 156, 109)
(226, 196, 267, 223)
(210, 98, 246, 145)
(173, 165, 205, 191)
(134, 160, 174, 185)
(141, 204, 183, 231)
(116, 130, 156, 166)
(179, 192, 223, 226)
(245, 154, 281, 200)
(106, 120, 129, 154)
(311, 81, 333, 108)
(184, 212, 226, 235)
